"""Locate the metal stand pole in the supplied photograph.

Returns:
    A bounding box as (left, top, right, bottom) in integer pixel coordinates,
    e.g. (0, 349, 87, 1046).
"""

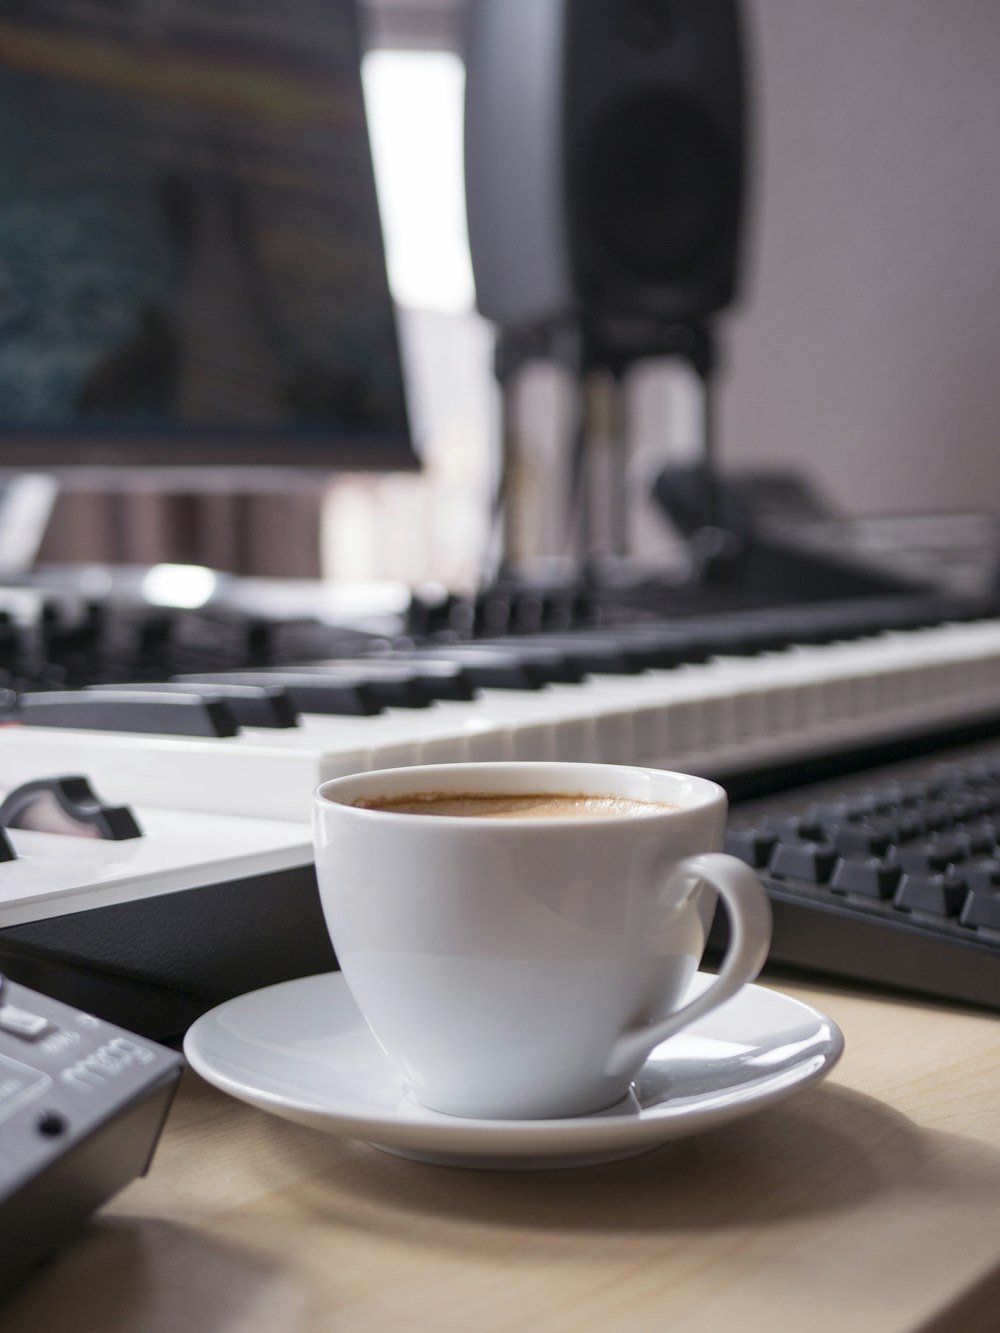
(0, 474, 61, 576)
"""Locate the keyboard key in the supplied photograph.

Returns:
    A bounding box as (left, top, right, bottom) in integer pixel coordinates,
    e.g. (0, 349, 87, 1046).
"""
(958, 826, 998, 856)
(963, 859, 1000, 892)
(959, 891, 1000, 932)
(850, 794, 886, 818)
(758, 815, 811, 840)
(830, 856, 901, 899)
(966, 793, 999, 818)
(960, 821, 997, 853)
(894, 872, 968, 917)
(896, 839, 968, 873)
(917, 801, 955, 833)
(826, 822, 895, 858)
(811, 800, 853, 827)
(724, 828, 778, 868)
(769, 842, 839, 884)
(887, 781, 929, 807)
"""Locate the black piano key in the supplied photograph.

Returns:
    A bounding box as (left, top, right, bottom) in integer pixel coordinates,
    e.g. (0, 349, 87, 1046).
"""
(336, 658, 479, 703)
(290, 659, 485, 707)
(479, 634, 645, 675)
(11, 690, 240, 737)
(694, 619, 786, 654)
(404, 587, 463, 637)
(85, 682, 300, 729)
(262, 618, 387, 664)
(546, 626, 712, 670)
(406, 645, 578, 688)
(683, 615, 797, 656)
(377, 659, 478, 702)
(264, 663, 436, 710)
(591, 634, 696, 672)
(171, 672, 384, 716)
(473, 590, 514, 636)
(587, 625, 712, 668)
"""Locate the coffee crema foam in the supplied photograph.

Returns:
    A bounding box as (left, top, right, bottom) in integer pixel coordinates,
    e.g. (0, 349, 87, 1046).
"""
(351, 791, 678, 820)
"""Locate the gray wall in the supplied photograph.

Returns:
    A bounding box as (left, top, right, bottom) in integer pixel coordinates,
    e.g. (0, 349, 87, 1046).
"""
(722, 0, 1000, 515)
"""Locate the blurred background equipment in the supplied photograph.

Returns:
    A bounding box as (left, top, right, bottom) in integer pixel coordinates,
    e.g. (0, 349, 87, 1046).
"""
(0, 0, 414, 575)
(465, 0, 745, 341)
(464, 0, 747, 573)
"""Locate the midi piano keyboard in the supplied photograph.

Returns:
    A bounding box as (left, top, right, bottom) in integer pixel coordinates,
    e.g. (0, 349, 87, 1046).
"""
(3, 587, 1000, 1027)
(4, 606, 1000, 819)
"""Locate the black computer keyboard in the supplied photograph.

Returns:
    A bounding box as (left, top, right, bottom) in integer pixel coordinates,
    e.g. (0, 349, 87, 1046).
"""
(720, 745, 1000, 1011)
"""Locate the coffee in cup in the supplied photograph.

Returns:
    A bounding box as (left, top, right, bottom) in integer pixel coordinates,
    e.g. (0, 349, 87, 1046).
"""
(314, 761, 772, 1120)
(351, 790, 678, 819)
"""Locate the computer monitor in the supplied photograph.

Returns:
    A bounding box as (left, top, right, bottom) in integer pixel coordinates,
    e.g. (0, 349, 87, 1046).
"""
(0, 0, 415, 472)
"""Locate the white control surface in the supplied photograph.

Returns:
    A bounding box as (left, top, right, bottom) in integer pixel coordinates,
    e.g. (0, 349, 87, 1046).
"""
(0, 797, 312, 928)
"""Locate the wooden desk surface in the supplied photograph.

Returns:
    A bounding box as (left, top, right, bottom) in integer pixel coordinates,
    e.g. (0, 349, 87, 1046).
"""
(5, 979, 1000, 1333)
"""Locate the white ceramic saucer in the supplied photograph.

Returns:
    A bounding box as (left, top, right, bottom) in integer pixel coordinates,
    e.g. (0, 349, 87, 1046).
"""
(184, 972, 844, 1170)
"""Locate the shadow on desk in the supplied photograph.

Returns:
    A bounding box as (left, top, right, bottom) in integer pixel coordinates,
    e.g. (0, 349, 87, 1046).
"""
(257, 1081, 954, 1234)
(2, 1216, 304, 1333)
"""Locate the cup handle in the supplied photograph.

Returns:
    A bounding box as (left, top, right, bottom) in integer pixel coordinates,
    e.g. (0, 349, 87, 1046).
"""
(605, 852, 773, 1077)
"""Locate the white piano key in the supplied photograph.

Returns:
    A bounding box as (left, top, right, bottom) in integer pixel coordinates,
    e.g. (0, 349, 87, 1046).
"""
(242, 701, 510, 767)
(475, 690, 595, 761)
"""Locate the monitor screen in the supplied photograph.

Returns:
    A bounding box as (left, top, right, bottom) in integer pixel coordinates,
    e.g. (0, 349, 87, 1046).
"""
(0, 0, 415, 470)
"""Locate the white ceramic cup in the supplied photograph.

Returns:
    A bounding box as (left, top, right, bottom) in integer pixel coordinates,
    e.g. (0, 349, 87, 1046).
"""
(313, 762, 772, 1120)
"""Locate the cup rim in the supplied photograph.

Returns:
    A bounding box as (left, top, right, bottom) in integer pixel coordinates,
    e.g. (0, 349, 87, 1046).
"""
(315, 762, 727, 827)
